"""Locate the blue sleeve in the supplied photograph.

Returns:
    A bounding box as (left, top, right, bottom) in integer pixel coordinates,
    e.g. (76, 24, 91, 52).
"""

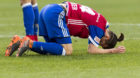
(106, 22, 110, 29)
(88, 25, 105, 47)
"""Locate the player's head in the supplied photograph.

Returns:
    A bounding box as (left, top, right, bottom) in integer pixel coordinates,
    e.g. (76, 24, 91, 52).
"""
(100, 30, 124, 49)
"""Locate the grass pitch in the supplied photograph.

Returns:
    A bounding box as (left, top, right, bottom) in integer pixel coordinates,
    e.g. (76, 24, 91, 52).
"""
(0, 0, 140, 78)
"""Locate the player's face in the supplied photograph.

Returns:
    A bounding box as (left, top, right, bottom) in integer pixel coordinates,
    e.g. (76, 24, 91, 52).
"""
(100, 30, 110, 48)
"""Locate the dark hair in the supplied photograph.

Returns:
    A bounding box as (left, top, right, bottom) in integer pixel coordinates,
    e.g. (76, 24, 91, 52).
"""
(103, 31, 124, 49)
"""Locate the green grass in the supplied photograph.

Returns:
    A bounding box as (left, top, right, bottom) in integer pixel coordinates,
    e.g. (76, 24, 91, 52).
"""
(0, 0, 140, 78)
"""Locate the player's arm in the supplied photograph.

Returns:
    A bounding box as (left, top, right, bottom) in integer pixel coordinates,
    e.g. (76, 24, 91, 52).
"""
(88, 44, 125, 54)
(87, 25, 125, 54)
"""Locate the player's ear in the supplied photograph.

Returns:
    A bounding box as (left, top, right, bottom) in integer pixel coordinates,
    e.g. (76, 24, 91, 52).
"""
(105, 29, 110, 39)
(117, 33, 124, 42)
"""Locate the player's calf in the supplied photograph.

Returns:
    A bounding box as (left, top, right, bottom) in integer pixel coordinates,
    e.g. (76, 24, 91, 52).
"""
(20, 0, 39, 41)
(16, 37, 73, 56)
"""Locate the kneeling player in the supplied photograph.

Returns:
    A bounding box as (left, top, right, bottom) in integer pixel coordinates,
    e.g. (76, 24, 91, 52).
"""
(5, 2, 125, 56)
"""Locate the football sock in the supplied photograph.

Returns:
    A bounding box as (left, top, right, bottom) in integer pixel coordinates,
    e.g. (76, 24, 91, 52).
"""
(30, 41, 66, 55)
(22, 3, 34, 37)
(33, 35, 38, 41)
(26, 35, 35, 41)
(31, 48, 49, 55)
(32, 3, 39, 36)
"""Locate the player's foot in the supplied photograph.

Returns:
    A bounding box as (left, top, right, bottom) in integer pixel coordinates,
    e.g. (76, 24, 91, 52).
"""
(5, 35, 21, 56)
(16, 36, 33, 57)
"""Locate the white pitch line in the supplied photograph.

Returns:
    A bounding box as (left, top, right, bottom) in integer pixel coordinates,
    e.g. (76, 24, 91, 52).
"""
(0, 35, 23, 38)
(0, 23, 140, 40)
(110, 23, 140, 26)
(125, 38, 140, 40)
(0, 17, 21, 21)
(0, 24, 22, 27)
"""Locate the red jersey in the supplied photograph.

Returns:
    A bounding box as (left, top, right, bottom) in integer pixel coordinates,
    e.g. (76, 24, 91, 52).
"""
(65, 2, 109, 47)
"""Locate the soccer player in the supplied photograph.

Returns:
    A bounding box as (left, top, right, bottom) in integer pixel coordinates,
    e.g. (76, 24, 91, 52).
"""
(5, 1, 125, 56)
(20, 0, 39, 41)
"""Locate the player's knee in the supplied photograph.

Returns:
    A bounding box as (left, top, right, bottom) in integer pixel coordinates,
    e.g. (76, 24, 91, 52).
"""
(61, 44, 73, 55)
(20, 0, 31, 6)
(65, 48, 73, 55)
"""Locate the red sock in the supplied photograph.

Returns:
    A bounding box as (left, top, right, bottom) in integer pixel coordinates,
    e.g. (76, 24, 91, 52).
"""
(34, 35, 38, 41)
(26, 35, 38, 41)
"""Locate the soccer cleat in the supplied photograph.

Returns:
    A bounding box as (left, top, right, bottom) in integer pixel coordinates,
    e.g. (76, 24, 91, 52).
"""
(5, 35, 21, 56)
(16, 36, 31, 57)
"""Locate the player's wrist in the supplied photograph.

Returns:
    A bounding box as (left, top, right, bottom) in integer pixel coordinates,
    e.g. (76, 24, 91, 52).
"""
(111, 48, 117, 53)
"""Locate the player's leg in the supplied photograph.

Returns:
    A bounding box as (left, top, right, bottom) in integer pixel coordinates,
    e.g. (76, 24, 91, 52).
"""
(29, 8, 50, 55)
(16, 37, 72, 56)
(31, 0, 39, 41)
(35, 36, 73, 55)
(20, 0, 35, 40)
(16, 37, 68, 56)
(5, 0, 38, 56)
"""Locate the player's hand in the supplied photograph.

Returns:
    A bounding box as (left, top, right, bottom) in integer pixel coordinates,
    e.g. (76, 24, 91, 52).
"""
(115, 46, 126, 53)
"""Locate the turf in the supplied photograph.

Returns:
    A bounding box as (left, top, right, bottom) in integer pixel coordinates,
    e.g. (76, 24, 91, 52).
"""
(0, 0, 140, 78)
